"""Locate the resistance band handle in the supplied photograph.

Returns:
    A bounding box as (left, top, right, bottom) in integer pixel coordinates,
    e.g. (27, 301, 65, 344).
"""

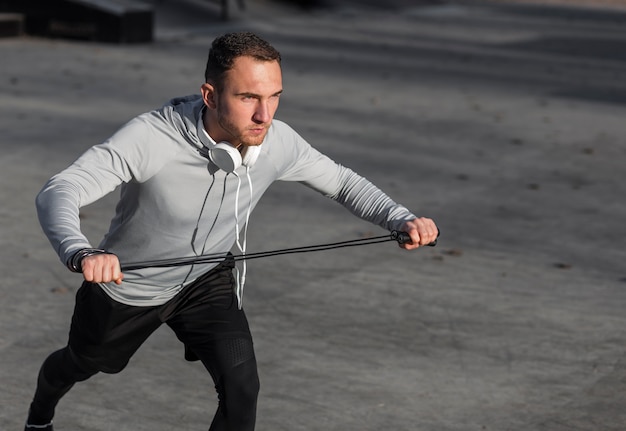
(391, 229, 439, 247)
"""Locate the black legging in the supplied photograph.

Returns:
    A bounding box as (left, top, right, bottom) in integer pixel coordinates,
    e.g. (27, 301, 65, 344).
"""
(27, 258, 260, 430)
(29, 341, 259, 430)
(27, 347, 96, 425)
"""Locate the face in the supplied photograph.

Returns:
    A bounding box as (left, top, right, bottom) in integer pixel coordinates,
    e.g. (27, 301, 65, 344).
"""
(202, 56, 283, 147)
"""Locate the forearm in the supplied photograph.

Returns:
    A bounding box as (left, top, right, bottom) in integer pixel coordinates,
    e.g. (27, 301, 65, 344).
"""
(323, 166, 417, 231)
(36, 177, 94, 266)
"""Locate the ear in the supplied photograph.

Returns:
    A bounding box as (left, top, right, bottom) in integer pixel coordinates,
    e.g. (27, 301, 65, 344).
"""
(200, 83, 217, 109)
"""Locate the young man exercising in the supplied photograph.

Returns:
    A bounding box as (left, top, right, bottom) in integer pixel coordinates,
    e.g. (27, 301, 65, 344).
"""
(26, 31, 438, 431)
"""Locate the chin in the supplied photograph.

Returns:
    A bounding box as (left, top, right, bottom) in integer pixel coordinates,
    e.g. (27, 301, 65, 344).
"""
(242, 135, 267, 147)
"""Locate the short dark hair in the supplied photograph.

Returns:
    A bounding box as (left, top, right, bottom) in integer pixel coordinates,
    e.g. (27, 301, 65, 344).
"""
(204, 32, 281, 87)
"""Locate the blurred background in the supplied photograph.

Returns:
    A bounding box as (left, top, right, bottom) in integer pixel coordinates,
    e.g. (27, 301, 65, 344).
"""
(1, 0, 626, 430)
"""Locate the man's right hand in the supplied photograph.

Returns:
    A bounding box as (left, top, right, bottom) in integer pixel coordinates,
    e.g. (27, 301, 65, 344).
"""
(81, 253, 124, 285)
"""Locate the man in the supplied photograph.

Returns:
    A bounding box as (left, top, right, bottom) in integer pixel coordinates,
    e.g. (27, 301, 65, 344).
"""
(26, 32, 438, 431)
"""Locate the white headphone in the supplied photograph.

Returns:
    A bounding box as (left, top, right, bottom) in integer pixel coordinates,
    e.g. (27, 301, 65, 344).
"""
(197, 108, 261, 173)
(208, 142, 261, 173)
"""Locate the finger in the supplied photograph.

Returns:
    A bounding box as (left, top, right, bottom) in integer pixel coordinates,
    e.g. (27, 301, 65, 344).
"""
(108, 254, 123, 284)
(410, 221, 429, 246)
(81, 257, 98, 282)
(400, 241, 420, 250)
(111, 265, 124, 285)
(100, 255, 123, 284)
(82, 264, 95, 282)
(402, 232, 422, 250)
(419, 230, 434, 246)
(417, 219, 438, 245)
(99, 263, 113, 283)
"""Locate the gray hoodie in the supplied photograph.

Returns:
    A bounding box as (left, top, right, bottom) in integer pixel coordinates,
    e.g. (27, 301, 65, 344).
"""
(36, 95, 416, 306)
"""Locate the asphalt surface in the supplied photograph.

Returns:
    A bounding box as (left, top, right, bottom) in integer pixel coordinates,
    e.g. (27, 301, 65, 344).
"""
(1, 0, 626, 430)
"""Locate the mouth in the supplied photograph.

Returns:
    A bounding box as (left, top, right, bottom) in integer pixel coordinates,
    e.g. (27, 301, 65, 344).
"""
(240, 125, 269, 147)
(245, 126, 269, 141)
(248, 125, 267, 134)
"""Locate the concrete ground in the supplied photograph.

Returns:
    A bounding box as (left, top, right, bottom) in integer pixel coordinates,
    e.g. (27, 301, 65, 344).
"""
(1, 0, 626, 430)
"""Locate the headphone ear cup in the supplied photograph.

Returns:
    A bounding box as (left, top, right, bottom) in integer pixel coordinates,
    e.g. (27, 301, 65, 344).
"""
(209, 142, 242, 173)
(241, 145, 261, 167)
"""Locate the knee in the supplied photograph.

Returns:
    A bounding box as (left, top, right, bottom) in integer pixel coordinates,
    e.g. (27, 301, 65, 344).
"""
(67, 346, 127, 376)
(40, 348, 98, 387)
(232, 358, 260, 398)
(221, 357, 260, 403)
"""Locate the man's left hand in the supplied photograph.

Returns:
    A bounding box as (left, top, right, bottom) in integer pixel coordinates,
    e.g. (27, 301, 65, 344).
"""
(399, 217, 439, 250)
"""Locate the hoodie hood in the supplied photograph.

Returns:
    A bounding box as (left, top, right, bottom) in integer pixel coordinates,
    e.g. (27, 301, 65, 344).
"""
(156, 94, 206, 151)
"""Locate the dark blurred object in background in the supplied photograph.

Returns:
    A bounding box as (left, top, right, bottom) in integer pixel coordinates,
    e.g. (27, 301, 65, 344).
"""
(0, 0, 153, 43)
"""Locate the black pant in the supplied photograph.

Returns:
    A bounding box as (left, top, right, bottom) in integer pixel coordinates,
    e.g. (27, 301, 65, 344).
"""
(28, 258, 259, 430)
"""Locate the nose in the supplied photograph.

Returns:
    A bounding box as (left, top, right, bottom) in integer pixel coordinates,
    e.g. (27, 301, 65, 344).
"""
(253, 100, 272, 124)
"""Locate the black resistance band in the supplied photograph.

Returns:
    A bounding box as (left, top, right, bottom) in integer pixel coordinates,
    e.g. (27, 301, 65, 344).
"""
(121, 230, 438, 271)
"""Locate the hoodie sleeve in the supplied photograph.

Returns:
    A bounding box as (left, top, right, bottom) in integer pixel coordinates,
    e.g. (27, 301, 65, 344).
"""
(272, 121, 417, 232)
(36, 114, 182, 267)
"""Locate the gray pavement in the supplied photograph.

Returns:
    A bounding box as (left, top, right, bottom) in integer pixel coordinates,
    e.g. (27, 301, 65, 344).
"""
(2, 0, 626, 429)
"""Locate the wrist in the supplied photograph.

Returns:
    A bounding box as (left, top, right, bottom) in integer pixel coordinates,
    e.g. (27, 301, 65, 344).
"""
(67, 248, 109, 273)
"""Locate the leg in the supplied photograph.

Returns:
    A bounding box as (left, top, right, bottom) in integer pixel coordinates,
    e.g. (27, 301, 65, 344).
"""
(26, 347, 96, 427)
(203, 338, 260, 431)
(165, 259, 259, 430)
(26, 282, 162, 427)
